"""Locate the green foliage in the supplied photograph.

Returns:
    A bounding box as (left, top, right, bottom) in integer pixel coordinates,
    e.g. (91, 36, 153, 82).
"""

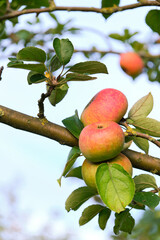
(48, 84, 69, 106)
(134, 174, 159, 192)
(17, 46, 46, 63)
(27, 71, 48, 84)
(98, 208, 111, 230)
(53, 38, 74, 65)
(128, 93, 153, 121)
(79, 204, 106, 226)
(65, 166, 82, 179)
(96, 164, 135, 213)
(109, 29, 138, 43)
(62, 111, 84, 139)
(101, 0, 120, 19)
(133, 192, 160, 210)
(65, 187, 97, 212)
(114, 209, 135, 235)
(57, 146, 81, 186)
(68, 61, 108, 74)
(145, 10, 160, 34)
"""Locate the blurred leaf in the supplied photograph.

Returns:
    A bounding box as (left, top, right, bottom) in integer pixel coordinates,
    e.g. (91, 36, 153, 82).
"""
(96, 163, 135, 213)
(7, 62, 46, 73)
(17, 47, 46, 63)
(48, 83, 68, 106)
(0, 0, 6, 16)
(11, 0, 49, 9)
(65, 73, 97, 82)
(27, 71, 47, 84)
(128, 93, 153, 121)
(62, 112, 84, 138)
(68, 61, 108, 74)
(145, 10, 160, 34)
(66, 166, 83, 179)
(53, 38, 74, 65)
(133, 192, 160, 210)
(57, 146, 81, 186)
(98, 208, 111, 230)
(134, 174, 158, 192)
(132, 118, 160, 137)
(114, 209, 135, 235)
(79, 204, 105, 226)
(101, 0, 120, 20)
(65, 187, 97, 212)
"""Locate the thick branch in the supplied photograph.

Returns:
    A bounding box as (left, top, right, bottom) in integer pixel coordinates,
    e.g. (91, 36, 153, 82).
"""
(0, 105, 160, 175)
(0, 105, 78, 147)
(0, 2, 159, 21)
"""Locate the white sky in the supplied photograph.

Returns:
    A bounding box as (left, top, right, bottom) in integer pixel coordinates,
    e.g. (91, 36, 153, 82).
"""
(0, 0, 160, 238)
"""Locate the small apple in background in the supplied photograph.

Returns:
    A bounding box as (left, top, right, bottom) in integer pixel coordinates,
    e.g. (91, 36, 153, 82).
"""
(81, 153, 133, 190)
(79, 121, 125, 162)
(120, 52, 144, 77)
(80, 88, 128, 126)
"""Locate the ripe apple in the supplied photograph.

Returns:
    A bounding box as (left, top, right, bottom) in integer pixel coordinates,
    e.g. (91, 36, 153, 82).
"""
(81, 153, 133, 190)
(120, 52, 144, 77)
(79, 121, 125, 162)
(81, 88, 128, 126)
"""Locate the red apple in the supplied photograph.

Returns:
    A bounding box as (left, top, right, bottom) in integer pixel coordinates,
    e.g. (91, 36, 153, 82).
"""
(79, 121, 125, 162)
(81, 153, 132, 190)
(81, 88, 128, 126)
(120, 52, 144, 77)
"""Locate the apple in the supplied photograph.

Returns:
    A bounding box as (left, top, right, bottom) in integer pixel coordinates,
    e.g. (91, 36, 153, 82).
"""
(79, 121, 125, 162)
(120, 52, 144, 77)
(81, 88, 128, 126)
(81, 153, 133, 190)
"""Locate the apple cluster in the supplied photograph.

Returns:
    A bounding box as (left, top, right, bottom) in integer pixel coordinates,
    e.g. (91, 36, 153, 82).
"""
(79, 88, 133, 190)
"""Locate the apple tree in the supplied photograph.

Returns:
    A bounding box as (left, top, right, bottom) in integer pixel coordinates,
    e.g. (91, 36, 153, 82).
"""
(0, 0, 160, 236)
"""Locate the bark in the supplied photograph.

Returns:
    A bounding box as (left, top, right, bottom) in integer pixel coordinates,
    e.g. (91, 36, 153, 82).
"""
(0, 105, 160, 175)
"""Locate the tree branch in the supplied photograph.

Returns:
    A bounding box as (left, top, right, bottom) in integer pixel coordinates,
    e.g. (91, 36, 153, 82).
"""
(0, 2, 159, 21)
(0, 105, 160, 175)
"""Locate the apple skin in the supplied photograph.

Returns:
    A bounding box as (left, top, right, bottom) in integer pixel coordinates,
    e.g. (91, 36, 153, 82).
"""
(120, 52, 144, 77)
(79, 121, 125, 162)
(81, 153, 132, 190)
(81, 88, 128, 126)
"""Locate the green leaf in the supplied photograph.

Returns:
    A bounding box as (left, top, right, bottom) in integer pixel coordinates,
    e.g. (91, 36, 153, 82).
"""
(48, 83, 69, 106)
(48, 55, 62, 72)
(79, 204, 105, 226)
(65, 73, 97, 82)
(53, 38, 74, 65)
(114, 209, 135, 235)
(145, 10, 160, 34)
(7, 62, 46, 73)
(68, 61, 108, 74)
(101, 0, 120, 20)
(62, 111, 84, 138)
(132, 133, 149, 154)
(57, 146, 81, 186)
(132, 117, 160, 137)
(65, 187, 96, 212)
(17, 47, 46, 63)
(98, 208, 111, 230)
(27, 71, 47, 85)
(134, 174, 158, 192)
(133, 192, 160, 210)
(0, 0, 6, 16)
(66, 166, 83, 179)
(128, 93, 153, 121)
(96, 164, 135, 213)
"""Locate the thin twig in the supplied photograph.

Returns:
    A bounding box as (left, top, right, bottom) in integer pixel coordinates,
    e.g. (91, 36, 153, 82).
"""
(0, 2, 159, 21)
(120, 119, 160, 148)
(0, 66, 4, 81)
(37, 85, 54, 119)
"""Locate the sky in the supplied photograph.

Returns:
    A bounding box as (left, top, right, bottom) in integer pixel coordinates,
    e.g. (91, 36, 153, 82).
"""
(0, 0, 160, 239)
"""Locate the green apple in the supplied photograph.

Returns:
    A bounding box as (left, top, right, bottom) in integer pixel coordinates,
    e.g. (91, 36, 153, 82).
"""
(81, 88, 128, 126)
(81, 153, 133, 190)
(79, 121, 125, 162)
(120, 52, 144, 77)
